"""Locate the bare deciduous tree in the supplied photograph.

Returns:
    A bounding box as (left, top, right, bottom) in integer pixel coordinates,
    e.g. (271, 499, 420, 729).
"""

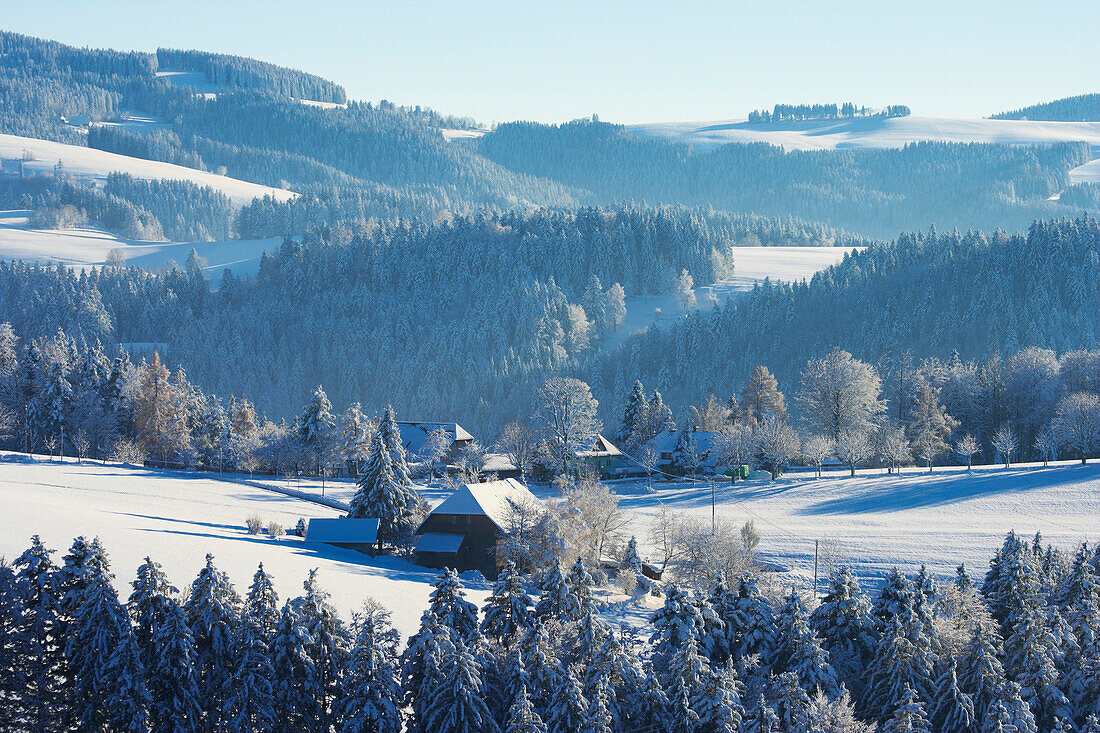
(649, 504, 685, 573)
(1052, 392, 1100, 464)
(991, 425, 1019, 467)
(534, 377, 601, 472)
(714, 423, 757, 483)
(1033, 427, 1059, 467)
(496, 420, 538, 484)
(802, 434, 834, 478)
(797, 348, 886, 443)
(635, 442, 659, 490)
(756, 414, 799, 479)
(954, 434, 981, 471)
(835, 428, 872, 477)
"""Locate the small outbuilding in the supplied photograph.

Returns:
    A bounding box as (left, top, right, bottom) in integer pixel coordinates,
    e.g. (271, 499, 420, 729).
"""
(414, 478, 541, 578)
(304, 517, 379, 555)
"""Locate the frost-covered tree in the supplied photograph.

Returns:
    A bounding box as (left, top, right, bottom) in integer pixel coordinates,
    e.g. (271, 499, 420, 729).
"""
(617, 380, 648, 447)
(755, 413, 799, 479)
(731, 574, 776, 663)
(563, 557, 595, 621)
(931, 661, 977, 733)
(810, 566, 876, 694)
(148, 596, 203, 733)
(862, 617, 934, 722)
(534, 563, 570, 619)
(956, 433, 982, 471)
(298, 569, 351, 730)
(621, 536, 642, 575)
(545, 666, 588, 733)
(743, 694, 780, 733)
(1052, 392, 1100, 463)
(297, 384, 336, 476)
(835, 427, 873, 477)
(350, 405, 423, 549)
(771, 591, 842, 698)
(270, 600, 321, 731)
(13, 535, 67, 732)
(428, 569, 480, 642)
(533, 377, 601, 471)
(497, 420, 538, 485)
(517, 620, 565, 719)
(883, 685, 931, 733)
(338, 602, 404, 733)
(802, 434, 834, 477)
(481, 560, 534, 643)
(184, 553, 241, 729)
(223, 610, 277, 733)
(505, 684, 548, 733)
(340, 401, 374, 475)
(991, 425, 1019, 467)
(245, 562, 280, 641)
(908, 378, 958, 470)
(798, 348, 885, 444)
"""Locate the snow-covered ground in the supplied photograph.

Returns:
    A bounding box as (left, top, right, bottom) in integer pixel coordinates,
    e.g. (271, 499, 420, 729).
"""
(0, 453, 1095, 634)
(605, 246, 860, 351)
(0, 210, 279, 280)
(0, 454, 488, 638)
(628, 115, 1100, 153)
(247, 460, 1100, 596)
(0, 133, 295, 206)
(441, 127, 490, 141)
(156, 69, 222, 99)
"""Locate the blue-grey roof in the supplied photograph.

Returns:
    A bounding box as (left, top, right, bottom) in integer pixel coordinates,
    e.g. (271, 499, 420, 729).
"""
(304, 517, 379, 544)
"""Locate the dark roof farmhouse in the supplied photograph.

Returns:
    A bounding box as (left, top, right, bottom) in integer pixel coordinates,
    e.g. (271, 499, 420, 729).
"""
(414, 478, 541, 578)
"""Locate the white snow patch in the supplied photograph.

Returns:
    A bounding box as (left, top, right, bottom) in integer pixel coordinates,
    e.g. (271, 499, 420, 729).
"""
(605, 246, 859, 351)
(628, 115, 1100, 153)
(0, 454, 486, 638)
(156, 69, 222, 98)
(0, 133, 295, 207)
(0, 211, 279, 281)
(441, 128, 489, 141)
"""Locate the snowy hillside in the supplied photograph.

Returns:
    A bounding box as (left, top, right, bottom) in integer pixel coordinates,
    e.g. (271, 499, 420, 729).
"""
(0, 210, 280, 280)
(0, 133, 295, 207)
(628, 115, 1100, 153)
(604, 246, 860, 350)
(0, 454, 488, 638)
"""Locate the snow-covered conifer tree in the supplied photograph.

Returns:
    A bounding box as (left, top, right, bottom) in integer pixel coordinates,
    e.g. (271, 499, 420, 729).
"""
(771, 591, 842, 698)
(184, 553, 241, 729)
(545, 666, 588, 733)
(621, 536, 642, 575)
(731, 574, 776, 663)
(774, 670, 812, 732)
(564, 557, 594, 621)
(743, 694, 780, 733)
(930, 661, 977, 733)
(810, 566, 876, 693)
(617, 380, 647, 447)
(128, 555, 176, 671)
(148, 596, 203, 733)
(245, 562, 280, 641)
(222, 610, 276, 733)
(883, 685, 931, 733)
(427, 568, 479, 642)
(481, 559, 534, 643)
(270, 600, 321, 730)
(337, 603, 403, 733)
(505, 684, 548, 733)
(13, 535, 67, 732)
(425, 638, 499, 733)
(297, 568, 350, 729)
(349, 406, 422, 549)
(534, 563, 570, 619)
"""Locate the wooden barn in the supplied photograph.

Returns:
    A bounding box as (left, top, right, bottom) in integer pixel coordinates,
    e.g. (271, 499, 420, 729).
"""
(414, 478, 541, 578)
(397, 421, 476, 464)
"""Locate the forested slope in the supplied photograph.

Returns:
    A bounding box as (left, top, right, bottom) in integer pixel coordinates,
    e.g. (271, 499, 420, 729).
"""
(993, 93, 1100, 121)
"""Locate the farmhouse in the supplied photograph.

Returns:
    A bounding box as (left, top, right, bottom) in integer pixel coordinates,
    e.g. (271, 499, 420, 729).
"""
(397, 421, 476, 464)
(414, 478, 541, 578)
(572, 434, 623, 477)
(304, 517, 379, 555)
(650, 428, 722, 475)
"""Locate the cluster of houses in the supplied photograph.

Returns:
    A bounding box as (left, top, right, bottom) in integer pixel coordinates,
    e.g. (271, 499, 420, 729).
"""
(301, 422, 730, 579)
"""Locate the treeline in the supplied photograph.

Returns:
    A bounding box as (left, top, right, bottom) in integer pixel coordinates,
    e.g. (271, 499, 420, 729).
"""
(155, 48, 346, 103)
(1, 530, 1098, 731)
(992, 93, 1100, 121)
(747, 103, 911, 124)
(477, 119, 1090, 238)
(597, 218, 1100, 437)
(0, 172, 234, 241)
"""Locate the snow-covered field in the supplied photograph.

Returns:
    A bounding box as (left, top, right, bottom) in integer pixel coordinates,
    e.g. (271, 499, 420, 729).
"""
(0, 453, 1095, 634)
(0, 133, 295, 206)
(0, 210, 280, 280)
(0, 454, 486, 638)
(605, 246, 860, 350)
(628, 115, 1100, 153)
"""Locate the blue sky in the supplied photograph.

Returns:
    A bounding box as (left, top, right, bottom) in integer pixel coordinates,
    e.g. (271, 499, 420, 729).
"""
(4, 1, 1099, 124)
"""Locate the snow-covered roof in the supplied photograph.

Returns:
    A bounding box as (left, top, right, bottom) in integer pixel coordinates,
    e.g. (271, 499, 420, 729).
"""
(423, 478, 542, 531)
(482, 452, 518, 473)
(573, 434, 623, 458)
(397, 422, 475, 457)
(304, 518, 379, 544)
(650, 429, 721, 458)
(415, 532, 466, 554)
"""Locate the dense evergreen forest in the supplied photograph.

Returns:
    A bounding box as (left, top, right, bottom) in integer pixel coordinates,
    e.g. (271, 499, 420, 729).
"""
(596, 218, 1100, 422)
(992, 93, 1100, 121)
(2, 530, 1100, 732)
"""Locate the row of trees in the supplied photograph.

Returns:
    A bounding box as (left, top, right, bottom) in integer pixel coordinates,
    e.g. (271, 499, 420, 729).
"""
(1, 529, 1098, 731)
(746, 103, 910, 124)
(614, 345, 1100, 479)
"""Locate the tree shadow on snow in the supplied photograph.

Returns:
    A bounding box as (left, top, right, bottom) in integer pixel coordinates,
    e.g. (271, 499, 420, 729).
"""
(797, 464, 1099, 516)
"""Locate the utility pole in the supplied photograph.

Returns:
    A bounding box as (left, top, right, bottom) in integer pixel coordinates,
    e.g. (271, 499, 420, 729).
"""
(812, 539, 820, 599)
(710, 479, 716, 534)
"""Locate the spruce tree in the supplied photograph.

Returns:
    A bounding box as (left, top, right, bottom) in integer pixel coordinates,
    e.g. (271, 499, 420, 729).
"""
(862, 617, 934, 722)
(771, 591, 842, 698)
(545, 666, 588, 733)
(695, 664, 744, 733)
(621, 536, 642, 575)
(617, 380, 647, 447)
(269, 600, 321, 732)
(564, 557, 595, 621)
(337, 604, 403, 733)
(743, 694, 780, 733)
(424, 637, 499, 733)
(148, 597, 203, 733)
(930, 661, 977, 733)
(0, 561, 31, 732)
(185, 553, 241, 730)
(517, 619, 565, 719)
(959, 625, 1009, 723)
(298, 568, 350, 730)
(883, 685, 932, 733)
(774, 671, 812, 732)
(481, 559, 534, 643)
(13, 535, 67, 733)
(650, 584, 706, 677)
(505, 684, 548, 733)
(349, 407, 422, 549)
(245, 562, 280, 641)
(534, 563, 570, 619)
(223, 609, 277, 733)
(128, 556, 177, 671)
(402, 611, 456, 730)
(428, 568, 480, 642)
(810, 566, 876, 694)
(731, 574, 776, 663)
(297, 384, 335, 476)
